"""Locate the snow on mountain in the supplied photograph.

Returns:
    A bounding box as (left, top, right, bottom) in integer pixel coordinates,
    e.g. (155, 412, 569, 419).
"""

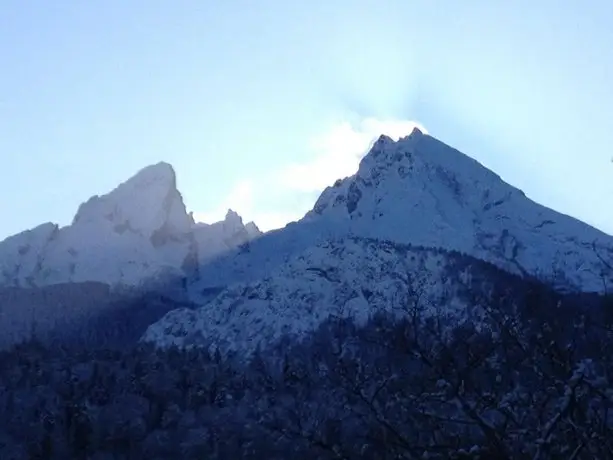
(142, 237, 512, 353)
(72, 162, 193, 240)
(244, 221, 262, 239)
(193, 209, 262, 264)
(146, 128, 613, 352)
(0, 163, 261, 289)
(305, 128, 613, 291)
(0, 223, 60, 286)
(194, 128, 613, 294)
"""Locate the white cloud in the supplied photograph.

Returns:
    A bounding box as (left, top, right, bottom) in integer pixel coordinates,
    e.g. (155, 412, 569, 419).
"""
(277, 118, 427, 192)
(193, 117, 426, 231)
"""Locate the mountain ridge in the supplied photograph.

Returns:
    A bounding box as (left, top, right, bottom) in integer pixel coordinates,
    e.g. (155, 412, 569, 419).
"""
(307, 128, 613, 289)
(0, 163, 261, 290)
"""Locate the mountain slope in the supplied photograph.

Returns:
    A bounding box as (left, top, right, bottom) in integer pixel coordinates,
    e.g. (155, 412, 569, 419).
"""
(194, 129, 613, 294)
(143, 237, 533, 353)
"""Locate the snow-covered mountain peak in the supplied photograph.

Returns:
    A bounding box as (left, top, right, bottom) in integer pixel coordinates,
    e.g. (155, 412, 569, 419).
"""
(297, 132, 613, 292)
(194, 126, 613, 294)
(0, 162, 268, 325)
(0, 162, 202, 288)
(245, 221, 262, 239)
(72, 162, 192, 241)
(220, 209, 263, 239)
(223, 208, 244, 229)
(408, 125, 424, 137)
(358, 129, 494, 187)
(123, 161, 176, 189)
(191, 209, 263, 266)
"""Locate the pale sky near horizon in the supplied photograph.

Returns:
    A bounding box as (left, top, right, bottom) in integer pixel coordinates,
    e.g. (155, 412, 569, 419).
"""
(1, 1, 612, 240)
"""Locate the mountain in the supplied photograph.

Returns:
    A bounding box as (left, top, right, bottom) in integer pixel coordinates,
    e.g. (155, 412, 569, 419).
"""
(0, 163, 265, 349)
(145, 128, 613, 351)
(193, 128, 613, 293)
(3, 128, 613, 352)
(306, 128, 613, 291)
(0, 163, 261, 290)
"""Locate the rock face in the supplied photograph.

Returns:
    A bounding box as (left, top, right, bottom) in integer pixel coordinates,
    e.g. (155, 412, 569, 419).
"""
(0, 163, 261, 289)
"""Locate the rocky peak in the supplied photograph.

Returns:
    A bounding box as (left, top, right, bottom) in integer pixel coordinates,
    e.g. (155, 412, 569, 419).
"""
(0, 162, 199, 288)
(304, 131, 613, 292)
(245, 221, 262, 238)
(223, 209, 244, 233)
(310, 130, 508, 219)
(72, 162, 192, 240)
(191, 210, 263, 265)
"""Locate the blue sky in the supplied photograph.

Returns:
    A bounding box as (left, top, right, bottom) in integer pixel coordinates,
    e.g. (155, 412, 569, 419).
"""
(1, 1, 612, 239)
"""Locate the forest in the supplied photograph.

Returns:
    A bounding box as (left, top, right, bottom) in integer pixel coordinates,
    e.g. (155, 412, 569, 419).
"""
(1, 271, 613, 459)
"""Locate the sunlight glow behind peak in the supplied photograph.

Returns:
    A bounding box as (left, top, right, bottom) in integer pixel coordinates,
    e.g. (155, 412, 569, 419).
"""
(280, 117, 428, 194)
(193, 116, 427, 231)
